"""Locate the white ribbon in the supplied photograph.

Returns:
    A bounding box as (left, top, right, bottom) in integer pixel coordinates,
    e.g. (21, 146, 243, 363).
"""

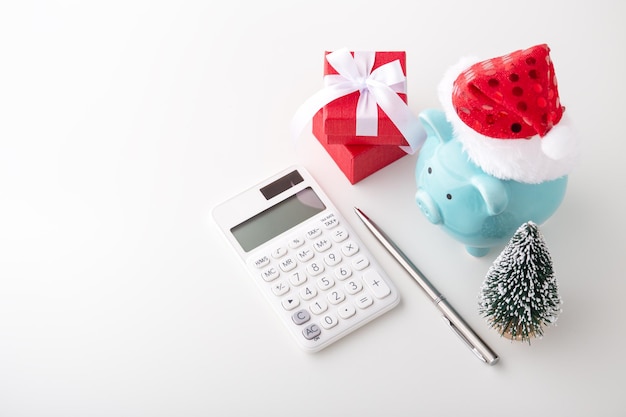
(291, 48, 425, 154)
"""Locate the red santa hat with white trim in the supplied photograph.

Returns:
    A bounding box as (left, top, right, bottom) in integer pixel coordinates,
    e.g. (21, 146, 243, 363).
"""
(438, 44, 579, 184)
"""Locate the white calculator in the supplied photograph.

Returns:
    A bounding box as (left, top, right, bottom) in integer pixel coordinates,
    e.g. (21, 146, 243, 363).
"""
(212, 166, 400, 352)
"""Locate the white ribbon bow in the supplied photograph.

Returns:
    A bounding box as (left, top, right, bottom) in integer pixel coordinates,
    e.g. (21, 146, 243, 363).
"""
(291, 48, 425, 154)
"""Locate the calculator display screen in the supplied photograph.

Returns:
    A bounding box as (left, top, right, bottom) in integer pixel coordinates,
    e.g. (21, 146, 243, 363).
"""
(231, 187, 326, 252)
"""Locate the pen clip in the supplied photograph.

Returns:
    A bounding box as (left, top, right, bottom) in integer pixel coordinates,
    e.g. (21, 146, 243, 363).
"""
(441, 316, 487, 363)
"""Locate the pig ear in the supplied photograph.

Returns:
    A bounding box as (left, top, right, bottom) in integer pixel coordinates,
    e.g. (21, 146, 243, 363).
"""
(471, 175, 508, 215)
(418, 109, 454, 143)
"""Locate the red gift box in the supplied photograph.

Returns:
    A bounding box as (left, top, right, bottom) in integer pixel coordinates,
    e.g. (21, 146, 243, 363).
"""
(321, 51, 409, 147)
(313, 109, 406, 184)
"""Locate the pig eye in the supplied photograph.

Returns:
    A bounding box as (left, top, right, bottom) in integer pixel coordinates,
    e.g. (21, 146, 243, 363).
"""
(446, 194, 452, 200)
(427, 167, 432, 174)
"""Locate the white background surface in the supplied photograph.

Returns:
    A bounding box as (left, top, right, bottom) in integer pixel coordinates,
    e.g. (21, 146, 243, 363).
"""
(1, 1, 625, 416)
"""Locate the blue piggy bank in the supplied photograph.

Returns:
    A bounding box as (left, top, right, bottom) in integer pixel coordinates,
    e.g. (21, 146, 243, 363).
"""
(415, 109, 567, 257)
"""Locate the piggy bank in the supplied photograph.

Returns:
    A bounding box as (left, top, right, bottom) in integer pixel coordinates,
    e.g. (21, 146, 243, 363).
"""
(415, 109, 567, 257)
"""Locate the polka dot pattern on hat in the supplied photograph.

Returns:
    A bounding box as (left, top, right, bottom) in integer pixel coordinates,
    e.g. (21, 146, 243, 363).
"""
(451, 44, 564, 139)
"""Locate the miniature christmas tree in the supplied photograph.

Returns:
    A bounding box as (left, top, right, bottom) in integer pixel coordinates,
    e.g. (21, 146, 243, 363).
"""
(478, 221, 562, 343)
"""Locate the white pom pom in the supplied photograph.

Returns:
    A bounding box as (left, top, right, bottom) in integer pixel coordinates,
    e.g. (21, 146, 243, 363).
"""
(541, 114, 579, 161)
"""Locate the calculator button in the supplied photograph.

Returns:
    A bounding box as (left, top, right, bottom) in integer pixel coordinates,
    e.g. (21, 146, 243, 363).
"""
(324, 251, 341, 266)
(278, 256, 297, 272)
(271, 246, 288, 259)
(355, 294, 374, 309)
(327, 289, 346, 305)
(320, 314, 338, 329)
(320, 213, 339, 229)
(292, 309, 311, 325)
(363, 270, 391, 299)
(260, 266, 280, 282)
(351, 255, 370, 271)
(341, 241, 359, 257)
(271, 281, 289, 296)
(300, 285, 317, 301)
(306, 261, 325, 276)
(330, 227, 349, 242)
(317, 275, 335, 291)
(282, 297, 300, 311)
(338, 304, 356, 319)
(305, 227, 322, 239)
(312, 237, 332, 253)
(303, 324, 321, 340)
(310, 299, 328, 315)
(288, 270, 307, 286)
(295, 247, 314, 262)
(334, 265, 352, 281)
(288, 237, 305, 249)
(252, 255, 270, 269)
(344, 279, 363, 295)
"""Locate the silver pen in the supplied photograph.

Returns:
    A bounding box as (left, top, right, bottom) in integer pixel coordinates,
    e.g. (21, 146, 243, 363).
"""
(354, 207, 499, 365)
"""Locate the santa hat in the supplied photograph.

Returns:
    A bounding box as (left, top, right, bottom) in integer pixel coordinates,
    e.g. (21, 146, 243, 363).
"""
(439, 44, 579, 184)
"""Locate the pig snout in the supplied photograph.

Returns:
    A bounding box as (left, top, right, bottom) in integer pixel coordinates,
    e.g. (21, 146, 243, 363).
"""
(416, 189, 441, 224)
